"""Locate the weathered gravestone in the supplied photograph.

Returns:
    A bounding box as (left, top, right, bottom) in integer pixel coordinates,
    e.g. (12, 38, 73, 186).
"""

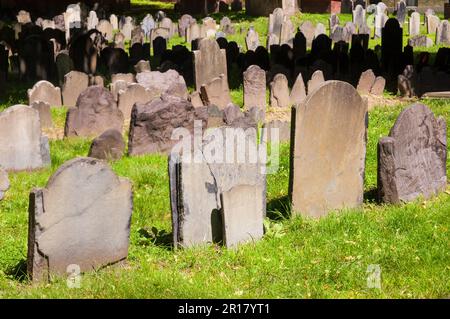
(200, 74, 232, 109)
(307, 70, 325, 94)
(97, 20, 114, 41)
(27, 157, 132, 281)
(246, 27, 260, 51)
(62, 71, 89, 107)
(128, 94, 208, 156)
(270, 73, 290, 108)
(55, 51, 73, 87)
(110, 14, 119, 30)
(300, 21, 315, 48)
(88, 129, 125, 160)
(378, 103, 447, 203)
(409, 12, 420, 37)
(243, 65, 266, 111)
(396, 0, 407, 25)
(169, 127, 265, 248)
(290, 73, 306, 106)
(87, 11, 99, 30)
(136, 70, 188, 99)
(353, 5, 366, 30)
(28, 81, 62, 107)
(118, 83, 157, 120)
(356, 69, 376, 94)
(0, 166, 9, 200)
(370, 76, 386, 96)
(64, 86, 124, 137)
(290, 81, 368, 217)
(193, 38, 228, 90)
(0, 105, 50, 171)
(427, 14, 440, 34)
(31, 101, 53, 129)
(436, 20, 450, 45)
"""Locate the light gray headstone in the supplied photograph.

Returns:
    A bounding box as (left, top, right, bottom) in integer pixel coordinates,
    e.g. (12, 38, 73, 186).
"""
(28, 81, 62, 107)
(62, 71, 89, 107)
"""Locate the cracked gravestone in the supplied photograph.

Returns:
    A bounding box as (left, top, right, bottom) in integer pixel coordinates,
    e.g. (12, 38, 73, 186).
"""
(378, 103, 447, 203)
(27, 157, 133, 281)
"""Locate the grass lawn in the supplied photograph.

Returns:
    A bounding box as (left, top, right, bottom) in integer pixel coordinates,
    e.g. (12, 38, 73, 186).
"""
(0, 1, 449, 298)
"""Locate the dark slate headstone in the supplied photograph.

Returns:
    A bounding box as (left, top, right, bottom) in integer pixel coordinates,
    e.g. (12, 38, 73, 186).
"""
(88, 129, 125, 160)
(378, 103, 447, 203)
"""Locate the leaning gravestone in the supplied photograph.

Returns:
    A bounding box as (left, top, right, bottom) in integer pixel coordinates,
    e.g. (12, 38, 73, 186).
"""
(118, 83, 157, 120)
(378, 103, 447, 203)
(243, 65, 266, 111)
(88, 129, 125, 160)
(0, 166, 9, 200)
(290, 81, 368, 217)
(136, 70, 188, 99)
(27, 157, 132, 282)
(128, 94, 208, 156)
(28, 81, 62, 107)
(62, 71, 89, 107)
(193, 38, 228, 90)
(270, 74, 290, 108)
(169, 127, 265, 248)
(0, 105, 50, 171)
(64, 86, 124, 137)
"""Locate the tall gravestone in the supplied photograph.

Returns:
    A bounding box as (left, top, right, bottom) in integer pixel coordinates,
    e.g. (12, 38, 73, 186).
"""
(290, 81, 368, 217)
(27, 157, 133, 281)
(378, 103, 447, 203)
(0, 105, 50, 171)
(193, 38, 228, 91)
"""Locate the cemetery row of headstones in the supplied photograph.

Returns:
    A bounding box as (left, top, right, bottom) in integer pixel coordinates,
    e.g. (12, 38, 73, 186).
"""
(0, 78, 447, 281)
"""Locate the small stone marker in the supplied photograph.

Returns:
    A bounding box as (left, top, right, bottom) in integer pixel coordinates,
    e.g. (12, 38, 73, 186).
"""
(27, 157, 133, 281)
(378, 103, 447, 203)
(357, 69, 376, 95)
(88, 129, 125, 160)
(200, 74, 232, 109)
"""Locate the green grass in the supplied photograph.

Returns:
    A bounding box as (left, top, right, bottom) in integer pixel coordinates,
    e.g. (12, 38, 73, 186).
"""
(0, 1, 449, 299)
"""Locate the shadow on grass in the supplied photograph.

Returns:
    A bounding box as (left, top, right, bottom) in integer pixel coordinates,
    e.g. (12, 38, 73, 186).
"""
(138, 227, 173, 250)
(364, 187, 380, 204)
(5, 259, 28, 282)
(266, 195, 291, 221)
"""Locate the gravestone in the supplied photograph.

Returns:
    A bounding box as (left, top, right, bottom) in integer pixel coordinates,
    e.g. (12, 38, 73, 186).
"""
(270, 73, 290, 108)
(329, 13, 340, 31)
(62, 71, 89, 107)
(282, 0, 299, 16)
(436, 20, 450, 45)
(408, 35, 433, 47)
(0, 167, 9, 200)
(17, 10, 32, 24)
(409, 12, 420, 37)
(280, 19, 295, 46)
(396, 0, 407, 25)
(97, 20, 113, 41)
(262, 120, 291, 143)
(31, 101, 53, 129)
(87, 11, 99, 30)
(378, 103, 447, 203)
(27, 157, 132, 281)
(110, 14, 119, 30)
(0, 105, 50, 171)
(300, 21, 315, 48)
(28, 81, 62, 107)
(353, 5, 366, 29)
(179, 14, 194, 38)
(246, 27, 260, 51)
(193, 38, 228, 90)
(169, 127, 265, 248)
(290, 81, 367, 217)
(200, 74, 232, 109)
(370, 76, 386, 96)
(136, 70, 188, 100)
(118, 83, 157, 120)
(128, 94, 208, 156)
(307, 70, 325, 94)
(290, 73, 306, 106)
(55, 51, 73, 87)
(356, 69, 376, 94)
(121, 17, 134, 40)
(243, 65, 266, 111)
(88, 129, 125, 160)
(134, 60, 151, 73)
(315, 23, 326, 38)
(426, 15, 439, 34)
(64, 86, 124, 137)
